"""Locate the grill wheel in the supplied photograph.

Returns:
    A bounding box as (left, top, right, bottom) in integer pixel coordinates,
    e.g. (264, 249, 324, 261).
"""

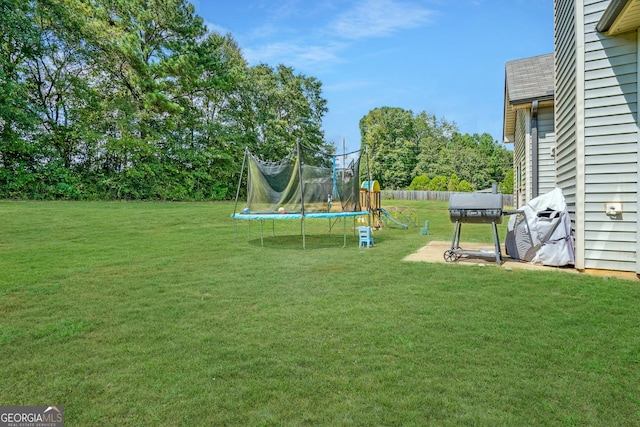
(443, 250, 460, 262)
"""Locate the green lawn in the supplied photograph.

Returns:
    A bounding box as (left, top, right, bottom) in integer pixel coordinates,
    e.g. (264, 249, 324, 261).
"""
(1, 201, 639, 426)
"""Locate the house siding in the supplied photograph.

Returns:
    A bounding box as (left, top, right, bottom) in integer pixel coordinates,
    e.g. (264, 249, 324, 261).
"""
(556, 0, 640, 273)
(554, 0, 579, 232)
(582, 0, 638, 272)
(513, 105, 556, 205)
(538, 107, 557, 195)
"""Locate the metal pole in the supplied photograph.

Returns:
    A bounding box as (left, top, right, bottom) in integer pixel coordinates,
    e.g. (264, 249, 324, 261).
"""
(233, 147, 248, 216)
(343, 215, 347, 247)
(297, 140, 306, 249)
(450, 220, 459, 251)
(233, 148, 248, 241)
(343, 138, 346, 211)
(492, 221, 502, 265)
(366, 144, 372, 227)
(260, 219, 264, 247)
(330, 152, 337, 211)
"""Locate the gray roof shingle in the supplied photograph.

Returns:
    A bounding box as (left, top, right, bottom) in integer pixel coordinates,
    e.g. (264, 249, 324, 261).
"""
(505, 53, 554, 104)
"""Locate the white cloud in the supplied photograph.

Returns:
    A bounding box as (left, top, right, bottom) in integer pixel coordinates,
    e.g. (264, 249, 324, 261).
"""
(243, 41, 343, 69)
(205, 21, 230, 35)
(211, 0, 434, 70)
(330, 0, 433, 39)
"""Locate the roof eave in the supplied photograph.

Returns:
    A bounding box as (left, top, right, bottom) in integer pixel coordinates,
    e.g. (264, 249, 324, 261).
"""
(596, 0, 640, 35)
(597, 0, 629, 32)
(509, 95, 555, 106)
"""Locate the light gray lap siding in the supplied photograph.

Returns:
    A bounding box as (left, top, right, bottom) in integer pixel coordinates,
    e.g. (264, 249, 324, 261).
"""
(538, 107, 557, 195)
(554, 0, 578, 219)
(582, 0, 638, 272)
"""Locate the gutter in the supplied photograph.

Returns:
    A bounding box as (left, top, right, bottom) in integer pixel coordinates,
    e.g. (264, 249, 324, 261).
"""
(510, 95, 554, 106)
(596, 0, 629, 33)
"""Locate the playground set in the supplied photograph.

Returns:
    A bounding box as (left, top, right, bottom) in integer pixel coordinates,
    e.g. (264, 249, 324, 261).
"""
(231, 143, 415, 248)
(359, 180, 416, 230)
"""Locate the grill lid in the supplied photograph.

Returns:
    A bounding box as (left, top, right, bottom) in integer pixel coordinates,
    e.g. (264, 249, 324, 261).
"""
(449, 193, 504, 224)
(449, 193, 503, 210)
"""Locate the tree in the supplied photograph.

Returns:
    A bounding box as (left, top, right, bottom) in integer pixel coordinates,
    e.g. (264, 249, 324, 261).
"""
(230, 64, 329, 161)
(428, 175, 447, 191)
(87, 0, 210, 198)
(416, 131, 512, 191)
(413, 113, 457, 179)
(499, 169, 514, 195)
(0, 0, 42, 196)
(361, 107, 512, 192)
(359, 107, 417, 189)
(447, 173, 461, 191)
(457, 180, 474, 192)
(157, 32, 247, 200)
(408, 174, 430, 190)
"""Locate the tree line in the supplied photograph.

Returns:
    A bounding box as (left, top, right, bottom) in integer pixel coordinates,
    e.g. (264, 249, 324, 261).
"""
(1, 0, 329, 200)
(360, 107, 513, 193)
(2, 1, 512, 200)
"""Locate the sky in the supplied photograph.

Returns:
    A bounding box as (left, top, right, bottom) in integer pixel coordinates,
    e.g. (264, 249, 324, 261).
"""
(191, 0, 554, 153)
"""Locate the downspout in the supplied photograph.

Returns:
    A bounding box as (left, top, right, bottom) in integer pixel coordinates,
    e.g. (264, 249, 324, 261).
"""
(531, 100, 539, 199)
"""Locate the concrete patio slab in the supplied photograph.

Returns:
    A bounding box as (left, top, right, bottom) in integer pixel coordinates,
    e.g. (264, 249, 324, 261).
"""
(403, 240, 566, 271)
(404, 241, 638, 280)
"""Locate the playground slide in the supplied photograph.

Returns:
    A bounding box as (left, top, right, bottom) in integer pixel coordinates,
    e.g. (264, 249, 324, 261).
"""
(379, 208, 409, 229)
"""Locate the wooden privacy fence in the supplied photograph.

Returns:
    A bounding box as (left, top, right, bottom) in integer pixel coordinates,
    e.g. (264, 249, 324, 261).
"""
(382, 190, 514, 206)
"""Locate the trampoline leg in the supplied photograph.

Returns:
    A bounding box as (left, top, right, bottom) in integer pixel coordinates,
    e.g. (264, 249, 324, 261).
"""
(343, 216, 347, 248)
(260, 219, 264, 247)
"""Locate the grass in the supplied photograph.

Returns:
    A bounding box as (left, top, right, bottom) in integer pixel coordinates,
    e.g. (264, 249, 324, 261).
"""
(1, 200, 639, 426)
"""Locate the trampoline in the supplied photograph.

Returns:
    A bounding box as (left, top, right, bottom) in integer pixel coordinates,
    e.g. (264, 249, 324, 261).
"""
(231, 142, 371, 248)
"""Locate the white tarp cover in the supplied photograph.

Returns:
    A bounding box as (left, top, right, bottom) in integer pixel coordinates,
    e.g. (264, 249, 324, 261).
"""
(505, 188, 575, 266)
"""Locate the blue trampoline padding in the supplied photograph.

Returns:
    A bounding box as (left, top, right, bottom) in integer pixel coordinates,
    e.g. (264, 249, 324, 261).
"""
(231, 211, 369, 220)
(306, 211, 369, 219)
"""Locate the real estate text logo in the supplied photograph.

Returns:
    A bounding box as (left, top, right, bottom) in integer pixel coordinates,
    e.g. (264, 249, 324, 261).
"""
(0, 406, 63, 427)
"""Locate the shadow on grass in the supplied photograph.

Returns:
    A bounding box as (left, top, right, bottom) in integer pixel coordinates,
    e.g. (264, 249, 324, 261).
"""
(246, 233, 387, 250)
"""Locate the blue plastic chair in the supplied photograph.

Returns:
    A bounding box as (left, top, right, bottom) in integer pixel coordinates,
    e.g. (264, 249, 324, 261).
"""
(419, 220, 430, 235)
(358, 226, 374, 248)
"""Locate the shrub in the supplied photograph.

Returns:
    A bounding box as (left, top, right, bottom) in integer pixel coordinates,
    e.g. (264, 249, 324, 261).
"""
(447, 174, 461, 191)
(428, 175, 448, 191)
(457, 180, 474, 192)
(499, 169, 514, 194)
(408, 175, 430, 190)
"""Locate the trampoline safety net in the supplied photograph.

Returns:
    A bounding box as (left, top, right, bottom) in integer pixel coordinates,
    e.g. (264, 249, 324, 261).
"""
(240, 144, 363, 214)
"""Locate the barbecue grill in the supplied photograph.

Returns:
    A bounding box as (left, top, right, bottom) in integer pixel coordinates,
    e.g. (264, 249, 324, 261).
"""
(445, 192, 514, 265)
